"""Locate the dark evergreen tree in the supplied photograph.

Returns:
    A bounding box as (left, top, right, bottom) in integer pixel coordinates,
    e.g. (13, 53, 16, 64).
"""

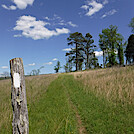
(64, 56, 73, 72)
(125, 34, 134, 64)
(117, 41, 127, 66)
(83, 33, 96, 69)
(67, 32, 84, 71)
(54, 61, 61, 73)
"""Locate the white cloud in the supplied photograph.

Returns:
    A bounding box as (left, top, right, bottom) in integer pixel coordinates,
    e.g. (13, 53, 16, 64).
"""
(2, 0, 34, 10)
(94, 51, 103, 57)
(2, 5, 17, 10)
(1, 66, 8, 69)
(44, 17, 50, 20)
(55, 28, 69, 35)
(44, 62, 53, 65)
(14, 34, 22, 37)
(81, 0, 103, 16)
(67, 21, 78, 27)
(101, 9, 117, 18)
(54, 14, 62, 20)
(87, 1, 103, 16)
(62, 48, 72, 51)
(81, 0, 109, 16)
(44, 14, 78, 28)
(58, 22, 66, 26)
(52, 58, 58, 61)
(81, 5, 89, 10)
(103, 0, 108, 5)
(13, 15, 70, 40)
(28, 63, 35, 66)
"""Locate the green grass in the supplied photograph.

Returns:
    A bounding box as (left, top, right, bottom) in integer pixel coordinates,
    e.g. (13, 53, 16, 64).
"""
(29, 74, 134, 134)
(0, 74, 58, 134)
(61, 74, 134, 134)
(0, 69, 134, 133)
(29, 76, 78, 134)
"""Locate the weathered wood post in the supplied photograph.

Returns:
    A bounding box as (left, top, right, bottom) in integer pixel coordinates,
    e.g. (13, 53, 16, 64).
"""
(10, 58, 29, 134)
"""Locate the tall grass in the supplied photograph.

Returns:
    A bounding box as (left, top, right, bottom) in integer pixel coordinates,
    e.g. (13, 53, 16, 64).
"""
(73, 66, 134, 105)
(63, 74, 134, 133)
(29, 76, 78, 134)
(0, 66, 134, 133)
(0, 74, 58, 133)
(0, 79, 12, 134)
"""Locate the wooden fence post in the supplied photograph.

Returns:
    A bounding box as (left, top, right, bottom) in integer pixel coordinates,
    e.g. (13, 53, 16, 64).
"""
(10, 58, 29, 134)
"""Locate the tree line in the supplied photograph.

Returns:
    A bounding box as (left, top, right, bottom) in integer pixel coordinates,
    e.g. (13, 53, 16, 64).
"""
(54, 17, 134, 73)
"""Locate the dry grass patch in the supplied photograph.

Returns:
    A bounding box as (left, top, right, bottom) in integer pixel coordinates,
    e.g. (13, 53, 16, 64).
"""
(73, 66, 134, 105)
(0, 74, 58, 133)
(26, 74, 58, 104)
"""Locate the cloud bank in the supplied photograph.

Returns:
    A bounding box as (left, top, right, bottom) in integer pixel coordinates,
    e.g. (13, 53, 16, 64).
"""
(14, 15, 70, 40)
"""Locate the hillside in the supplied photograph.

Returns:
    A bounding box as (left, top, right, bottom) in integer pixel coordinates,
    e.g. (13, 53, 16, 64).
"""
(0, 66, 134, 133)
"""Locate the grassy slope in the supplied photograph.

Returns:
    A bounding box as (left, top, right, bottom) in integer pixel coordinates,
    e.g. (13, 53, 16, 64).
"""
(73, 66, 134, 105)
(0, 74, 58, 134)
(63, 74, 134, 134)
(29, 76, 78, 134)
(0, 66, 134, 134)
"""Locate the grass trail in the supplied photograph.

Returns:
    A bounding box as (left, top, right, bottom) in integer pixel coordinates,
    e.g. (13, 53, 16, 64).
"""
(0, 71, 134, 133)
(61, 74, 134, 134)
(29, 74, 134, 133)
(29, 76, 78, 134)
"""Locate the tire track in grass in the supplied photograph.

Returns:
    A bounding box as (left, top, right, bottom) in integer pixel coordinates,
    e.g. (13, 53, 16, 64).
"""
(61, 77, 87, 134)
(69, 98, 87, 134)
(62, 74, 134, 134)
(29, 75, 78, 134)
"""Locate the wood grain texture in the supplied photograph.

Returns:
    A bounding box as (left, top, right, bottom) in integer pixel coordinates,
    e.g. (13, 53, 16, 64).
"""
(10, 58, 29, 134)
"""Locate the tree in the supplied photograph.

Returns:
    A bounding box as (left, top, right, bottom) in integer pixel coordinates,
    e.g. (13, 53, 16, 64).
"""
(118, 43, 124, 65)
(129, 17, 134, 33)
(64, 55, 73, 72)
(54, 61, 61, 73)
(99, 41, 107, 68)
(117, 41, 127, 65)
(64, 62, 69, 73)
(125, 34, 134, 64)
(67, 32, 84, 71)
(30, 66, 44, 76)
(30, 69, 38, 75)
(87, 53, 99, 69)
(2, 71, 10, 78)
(99, 25, 123, 67)
(83, 33, 96, 69)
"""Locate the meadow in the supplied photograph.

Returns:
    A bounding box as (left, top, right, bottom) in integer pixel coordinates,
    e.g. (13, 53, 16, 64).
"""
(73, 66, 134, 106)
(0, 66, 134, 133)
(0, 74, 58, 133)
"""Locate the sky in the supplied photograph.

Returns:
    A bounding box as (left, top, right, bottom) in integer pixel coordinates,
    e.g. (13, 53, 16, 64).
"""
(0, 0, 134, 75)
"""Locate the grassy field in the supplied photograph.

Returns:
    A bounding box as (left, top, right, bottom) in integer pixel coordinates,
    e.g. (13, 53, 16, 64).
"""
(0, 74, 58, 133)
(0, 66, 134, 133)
(73, 66, 134, 105)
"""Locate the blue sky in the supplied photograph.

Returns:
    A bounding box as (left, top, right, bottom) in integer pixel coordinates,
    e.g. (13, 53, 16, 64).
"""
(0, 0, 133, 75)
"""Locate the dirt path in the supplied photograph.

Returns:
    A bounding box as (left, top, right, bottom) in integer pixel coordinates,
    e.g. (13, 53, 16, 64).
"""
(69, 99, 87, 134)
(62, 83, 87, 134)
